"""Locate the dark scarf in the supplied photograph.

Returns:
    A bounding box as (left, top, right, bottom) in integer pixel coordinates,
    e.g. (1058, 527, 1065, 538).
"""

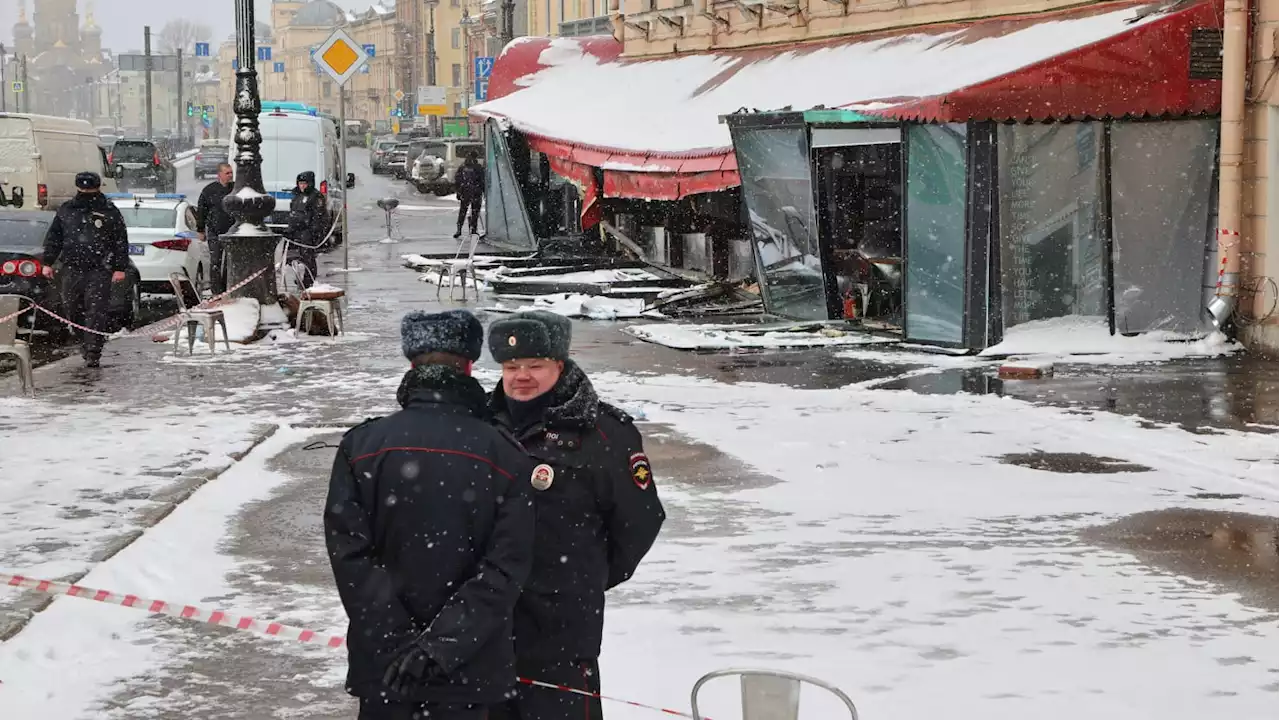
(490, 360, 600, 430)
(396, 364, 489, 413)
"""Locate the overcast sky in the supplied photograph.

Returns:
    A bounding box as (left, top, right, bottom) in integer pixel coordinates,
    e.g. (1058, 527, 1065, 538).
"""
(1, 1, 369, 52)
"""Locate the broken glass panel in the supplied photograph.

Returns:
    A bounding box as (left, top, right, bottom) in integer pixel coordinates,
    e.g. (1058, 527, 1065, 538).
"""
(905, 124, 967, 344)
(484, 121, 537, 252)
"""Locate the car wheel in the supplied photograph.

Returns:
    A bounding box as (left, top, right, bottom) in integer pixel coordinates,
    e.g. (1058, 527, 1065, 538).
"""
(433, 185, 452, 197)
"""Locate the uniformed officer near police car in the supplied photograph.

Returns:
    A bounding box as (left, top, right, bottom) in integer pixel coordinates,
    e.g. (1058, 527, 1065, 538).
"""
(325, 309, 535, 720)
(485, 310, 665, 720)
(41, 171, 130, 368)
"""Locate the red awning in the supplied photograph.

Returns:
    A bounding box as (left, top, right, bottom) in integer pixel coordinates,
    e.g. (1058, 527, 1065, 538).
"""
(475, 0, 1222, 199)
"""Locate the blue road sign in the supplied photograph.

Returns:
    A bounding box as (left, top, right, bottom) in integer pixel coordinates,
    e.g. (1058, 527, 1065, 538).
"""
(273, 61, 285, 73)
(363, 44, 376, 58)
(475, 79, 489, 102)
(474, 56, 494, 79)
(202, 116, 212, 129)
(194, 42, 210, 57)
(361, 65, 370, 74)
(232, 59, 239, 71)
(257, 47, 272, 62)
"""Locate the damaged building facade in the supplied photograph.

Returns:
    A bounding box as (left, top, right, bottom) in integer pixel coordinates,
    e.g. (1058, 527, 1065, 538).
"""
(469, 0, 1279, 353)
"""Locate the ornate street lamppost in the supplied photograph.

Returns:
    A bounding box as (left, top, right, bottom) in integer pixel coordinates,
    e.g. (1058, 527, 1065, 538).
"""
(426, 0, 439, 135)
(221, 0, 281, 312)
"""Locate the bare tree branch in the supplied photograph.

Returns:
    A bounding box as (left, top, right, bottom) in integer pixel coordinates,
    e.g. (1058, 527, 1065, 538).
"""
(157, 19, 213, 55)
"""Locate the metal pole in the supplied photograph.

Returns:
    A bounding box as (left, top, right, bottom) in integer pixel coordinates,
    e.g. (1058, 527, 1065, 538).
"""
(221, 0, 280, 310)
(20, 55, 28, 113)
(1, 45, 7, 113)
(427, 1, 437, 135)
(144, 26, 154, 139)
(339, 88, 349, 270)
(176, 48, 184, 147)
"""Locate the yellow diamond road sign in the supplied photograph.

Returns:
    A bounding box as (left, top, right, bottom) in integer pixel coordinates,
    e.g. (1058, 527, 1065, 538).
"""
(313, 28, 369, 87)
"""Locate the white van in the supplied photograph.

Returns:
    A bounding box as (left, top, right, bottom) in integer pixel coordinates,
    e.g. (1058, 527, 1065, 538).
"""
(249, 109, 355, 246)
(0, 113, 117, 210)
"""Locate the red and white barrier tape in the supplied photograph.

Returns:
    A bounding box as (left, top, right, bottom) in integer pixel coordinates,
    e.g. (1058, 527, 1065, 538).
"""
(0, 571, 707, 719)
(4, 265, 270, 340)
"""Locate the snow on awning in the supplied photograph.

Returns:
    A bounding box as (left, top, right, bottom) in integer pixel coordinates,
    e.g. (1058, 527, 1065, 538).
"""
(471, 0, 1222, 198)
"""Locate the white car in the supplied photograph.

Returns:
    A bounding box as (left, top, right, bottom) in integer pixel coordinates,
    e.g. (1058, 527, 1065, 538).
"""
(108, 193, 210, 304)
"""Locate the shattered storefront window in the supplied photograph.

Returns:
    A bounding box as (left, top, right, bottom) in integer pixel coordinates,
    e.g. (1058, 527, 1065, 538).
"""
(904, 124, 968, 345)
(1110, 119, 1218, 334)
(484, 122, 537, 252)
(732, 126, 826, 320)
(998, 123, 1106, 331)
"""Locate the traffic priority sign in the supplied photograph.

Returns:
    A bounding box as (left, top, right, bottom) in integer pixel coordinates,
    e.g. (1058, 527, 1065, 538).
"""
(313, 28, 369, 87)
(393, 89, 406, 102)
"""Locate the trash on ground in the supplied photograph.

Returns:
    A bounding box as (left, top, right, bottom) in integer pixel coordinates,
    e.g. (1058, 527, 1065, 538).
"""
(624, 320, 899, 351)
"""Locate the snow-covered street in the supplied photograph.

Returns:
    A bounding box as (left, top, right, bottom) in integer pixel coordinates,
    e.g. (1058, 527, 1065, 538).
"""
(0, 153, 1274, 720)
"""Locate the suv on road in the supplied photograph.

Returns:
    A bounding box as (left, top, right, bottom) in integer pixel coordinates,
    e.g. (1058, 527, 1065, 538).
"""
(108, 139, 178, 194)
(194, 140, 230, 180)
(411, 138, 484, 196)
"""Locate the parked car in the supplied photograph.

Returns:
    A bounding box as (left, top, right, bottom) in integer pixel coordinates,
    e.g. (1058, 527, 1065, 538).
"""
(394, 139, 432, 180)
(109, 193, 209, 306)
(411, 138, 484, 196)
(369, 136, 398, 174)
(0, 209, 142, 336)
(0, 112, 117, 211)
(109, 139, 178, 194)
(386, 142, 412, 180)
(194, 140, 230, 180)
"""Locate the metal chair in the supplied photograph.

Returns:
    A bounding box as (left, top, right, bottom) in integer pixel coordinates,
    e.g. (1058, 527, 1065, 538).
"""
(0, 295, 34, 394)
(435, 230, 483, 302)
(168, 273, 231, 355)
(690, 668, 859, 720)
(296, 287, 345, 338)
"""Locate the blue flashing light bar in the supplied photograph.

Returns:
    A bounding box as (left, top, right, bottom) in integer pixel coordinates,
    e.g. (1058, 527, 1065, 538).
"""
(106, 193, 186, 200)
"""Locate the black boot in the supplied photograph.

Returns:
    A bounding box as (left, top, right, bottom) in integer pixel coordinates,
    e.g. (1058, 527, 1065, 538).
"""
(453, 227, 462, 239)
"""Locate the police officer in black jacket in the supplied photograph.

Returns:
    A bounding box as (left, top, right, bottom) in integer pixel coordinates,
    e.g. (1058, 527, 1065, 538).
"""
(326, 309, 535, 720)
(41, 171, 129, 368)
(454, 150, 484, 239)
(486, 311, 665, 720)
(285, 170, 327, 288)
(195, 162, 235, 294)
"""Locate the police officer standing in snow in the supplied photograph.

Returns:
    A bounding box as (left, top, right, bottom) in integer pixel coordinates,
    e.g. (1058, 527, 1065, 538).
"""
(285, 170, 327, 288)
(325, 309, 535, 720)
(41, 171, 130, 368)
(195, 162, 235, 295)
(485, 311, 665, 720)
(454, 149, 484, 239)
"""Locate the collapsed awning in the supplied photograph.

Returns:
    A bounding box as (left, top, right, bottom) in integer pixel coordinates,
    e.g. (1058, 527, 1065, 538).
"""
(472, 0, 1222, 199)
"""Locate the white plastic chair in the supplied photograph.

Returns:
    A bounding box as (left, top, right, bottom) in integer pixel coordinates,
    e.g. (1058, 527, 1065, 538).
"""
(435, 231, 483, 302)
(690, 668, 859, 720)
(168, 273, 231, 355)
(0, 295, 34, 394)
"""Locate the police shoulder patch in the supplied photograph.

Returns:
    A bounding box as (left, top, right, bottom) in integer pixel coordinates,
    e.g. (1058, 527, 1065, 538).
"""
(629, 452, 653, 490)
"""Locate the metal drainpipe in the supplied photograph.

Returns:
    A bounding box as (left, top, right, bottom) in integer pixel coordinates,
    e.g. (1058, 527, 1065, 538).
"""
(1206, 0, 1250, 329)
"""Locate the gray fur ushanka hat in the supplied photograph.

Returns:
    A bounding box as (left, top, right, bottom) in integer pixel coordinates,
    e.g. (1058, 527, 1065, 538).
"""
(401, 309, 484, 361)
(488, 310, 572, 363)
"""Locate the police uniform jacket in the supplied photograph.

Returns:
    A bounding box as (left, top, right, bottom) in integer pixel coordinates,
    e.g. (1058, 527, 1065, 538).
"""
(324, 364, 535, 705)
(42, 192, 130, 271)
(489, 360, 665, 663)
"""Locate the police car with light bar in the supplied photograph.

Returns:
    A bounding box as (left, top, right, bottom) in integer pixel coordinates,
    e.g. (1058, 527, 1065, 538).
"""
(107, 193, 210, 305)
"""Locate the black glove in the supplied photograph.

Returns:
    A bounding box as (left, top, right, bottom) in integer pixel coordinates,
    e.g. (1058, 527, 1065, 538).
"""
(382, 643, 444, 696)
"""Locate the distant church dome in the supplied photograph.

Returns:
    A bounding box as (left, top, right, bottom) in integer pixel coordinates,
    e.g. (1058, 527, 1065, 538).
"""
(290, 0, 345, 27)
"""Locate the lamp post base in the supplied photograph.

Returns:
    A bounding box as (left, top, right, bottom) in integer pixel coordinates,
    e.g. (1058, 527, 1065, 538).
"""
(222, 223, 280, 309)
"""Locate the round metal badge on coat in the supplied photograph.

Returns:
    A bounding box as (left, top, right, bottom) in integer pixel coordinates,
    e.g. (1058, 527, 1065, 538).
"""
(531, 463, 555, 491)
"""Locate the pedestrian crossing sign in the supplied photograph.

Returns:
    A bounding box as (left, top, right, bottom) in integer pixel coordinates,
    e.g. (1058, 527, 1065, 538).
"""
(11, 81, 22, 93)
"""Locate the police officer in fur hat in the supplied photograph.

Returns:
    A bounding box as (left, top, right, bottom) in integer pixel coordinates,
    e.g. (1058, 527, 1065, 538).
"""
(41, 171, 130, 368)
(325, 309, 535, 720)
(486, 311, 665, 720)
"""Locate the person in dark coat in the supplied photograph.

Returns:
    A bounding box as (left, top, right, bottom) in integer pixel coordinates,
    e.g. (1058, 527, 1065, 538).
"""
(41, 171, 130, 368)
(485, 311, 665, 720)
(285, 170, 328, 288)
(325, 309, 536, 720)
(195, 162, 235, 295)
(454, 149, 484, 239)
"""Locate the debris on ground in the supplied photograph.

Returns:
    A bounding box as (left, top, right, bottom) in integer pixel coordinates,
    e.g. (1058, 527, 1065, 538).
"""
(624, 320, 899, 351)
